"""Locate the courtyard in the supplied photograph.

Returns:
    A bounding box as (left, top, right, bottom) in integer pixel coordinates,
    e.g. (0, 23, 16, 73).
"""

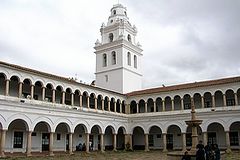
(2, 150, 240, 160)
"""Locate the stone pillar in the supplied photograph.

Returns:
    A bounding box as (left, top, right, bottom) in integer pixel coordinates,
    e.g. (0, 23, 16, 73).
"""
(79, 95, 82, 108)
(203, 132, 208, 146)
(225, 131, 231, 153)
(101, 99, 104, 110)
(182, 133, 186, 151)
(62, 91, 65, 104)
(108, 101, 110, 111)
(212, 95, 215, 109)
(145, 102, 147, 113)
(71, 93, 74, 106)
(30, 85, 34, 99)
(87, 96, 90, 108)
(223, 94, 227, 106)
(114, 102, 117, 112)
(86, 133, 89, 153)
(49, 132, 54, 156)
(191, 126, 198, 152)
(94, 98, 97, 110)
(153, 101, 156, 112)
(145, 134, 149, 151)
(136, 103, 139, 113)
(201, 96, 205, 108)
(69, 133, 73, 154)
(100, 134, 104, 152)
(42, 87, 46, 101)
(0, 130, 6, 157)
(162, 100, 165, 111)
(171, 99, 174, 111)
(124, 134, 132, 150)
(234, 93, 238, 106)
(162, 133, 167, 152)
(18, 82, 23, 98)
(26, 131, 32, 156)
(120, 103, 122, 113)
(181, 98, 184, 110)
(5, 79, 10, 96)
(52, 89, 56, 103)
(113, 134, 117, 151)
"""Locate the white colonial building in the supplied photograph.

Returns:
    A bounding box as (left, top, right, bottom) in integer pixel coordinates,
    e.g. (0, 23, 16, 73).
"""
(0, 4, 240, 157)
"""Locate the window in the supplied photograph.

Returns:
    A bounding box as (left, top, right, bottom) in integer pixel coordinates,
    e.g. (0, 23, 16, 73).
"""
(113, 10, 116, 15)
(105, 75, 108, 82)
(127, 52, 131, 66)
(14, 131, 23, 148)
(127, 34, 131, 42)
(230, 132, 239, 146)
(103, 54, 107, 67)
(186, 133, 192, 146)
(112, 51, 116, 65)
(227, 99, 235, 106)
(149, 135, 154, 147)
(134, 55, 137, 68)
(109, 33, 114, 42)
(57, 133, 61, 140)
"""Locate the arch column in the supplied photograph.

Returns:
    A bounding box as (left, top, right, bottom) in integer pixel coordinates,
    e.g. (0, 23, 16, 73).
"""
(87, 96, 90, 108)
(0, 130, 6, 157)
(26, 131, 32, 157)
(30, 85, 34, 99)
(18, 82, 23, 98)
(201, 96, 204, 108)
(71, 93, 74, 106)
(153, 101, 156, 112)
(182, 133, 186, 151)
(120, 103, 122, 113)
(225, 131, 231, 153)
(171, 99, 174, 111)
(223, 94, 227, 106)
(114, 102, 117, 112)
(145, 102, 147, 113)
(62, 91, 65, 104)
(79, 95, 82, 108)
(94, 98, 97, 110)
(145, 134, 149, 151)
(113, 134, 117, 151)
(124, 134, 132, 150)
(86, 133, 89, 153)
(181, 98, 184, 110)
(69, 133, 73, 154)
(212, 95, 215, 109)
(162, 100, 165, 111)
(49, 132, 54, 156)
(5, 79, 10, 96)
(136, 103, 139, 113)
(101, 99, 104, 110)
(108, 100, 110, 111)
(100, 134, 105, 152)
(162, 133, 167, 152)
(52, 89, 56, 103)
(203, 132, 208, 146)
(42, 87, 46, 101)
(234, 93, 238, 106)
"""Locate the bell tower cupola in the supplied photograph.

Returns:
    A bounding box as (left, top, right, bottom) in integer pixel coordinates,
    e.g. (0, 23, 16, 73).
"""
(94, 4, 143, 94)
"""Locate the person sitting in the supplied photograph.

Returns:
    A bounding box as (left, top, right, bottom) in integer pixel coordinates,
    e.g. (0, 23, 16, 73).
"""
(76, 143, 82, 151)
(182, 151, 191, 160)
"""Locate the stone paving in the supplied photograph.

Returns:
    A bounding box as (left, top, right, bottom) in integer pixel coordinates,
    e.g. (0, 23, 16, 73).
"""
(2, 150, 240, 160)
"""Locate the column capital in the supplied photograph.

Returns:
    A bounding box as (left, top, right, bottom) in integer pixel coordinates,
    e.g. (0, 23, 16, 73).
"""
(5, 79, 10, 82)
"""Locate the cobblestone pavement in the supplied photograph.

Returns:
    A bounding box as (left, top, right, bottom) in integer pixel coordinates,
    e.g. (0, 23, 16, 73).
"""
(3, 150, 240, 160)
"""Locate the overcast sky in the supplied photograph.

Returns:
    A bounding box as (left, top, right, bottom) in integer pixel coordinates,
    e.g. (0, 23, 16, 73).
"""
(0, 0, 240, 89)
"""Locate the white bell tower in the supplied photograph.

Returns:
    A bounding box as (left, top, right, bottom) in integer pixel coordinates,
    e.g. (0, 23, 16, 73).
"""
(94, 4, 143, 94)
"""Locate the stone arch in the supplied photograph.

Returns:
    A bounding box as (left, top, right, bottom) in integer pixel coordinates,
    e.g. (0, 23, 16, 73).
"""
(147, 98, 154, 112)
(130, 100, 137, 114)
(201, 119, 226, 132)
(0, 73, 7, 95)
(225, 89, 235, 106)
(0, 114, 6, 129)
(193, 93, 202, 109)
(9, 75, 20, 97)
(8, 119, 30, 131)
(226, 118, 240, 131)
(163, 121, 185, 133)
(164, 96, 172, 111)
(73, 120, 90, 134)
(147, 124, 163, 133)
(32, 116, 54, 132)
(214, 90, 224, 107)
(131, 124, 147, 134)
(203, 92, 212, 108)
(174, 95, 181, 110)
(117, 126, 127, 135)
(138, 99, 145, 113)
(104, 125, 116, 134)
(53, 118, 73, 133)
(183, 94, 191, 110)
(7, 114, 32, 131)
(90, 123, 103, 134)
(132, 126, 145, 150)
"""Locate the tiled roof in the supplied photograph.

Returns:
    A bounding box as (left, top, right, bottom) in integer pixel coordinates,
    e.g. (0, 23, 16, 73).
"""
(127, 76, 240, 96)
(0, 61, 124, 96)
